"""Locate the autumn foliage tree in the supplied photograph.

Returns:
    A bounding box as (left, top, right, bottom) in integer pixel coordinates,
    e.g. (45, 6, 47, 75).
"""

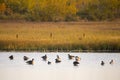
(0, 3, 6, 14)
(0, 0, 120, 21)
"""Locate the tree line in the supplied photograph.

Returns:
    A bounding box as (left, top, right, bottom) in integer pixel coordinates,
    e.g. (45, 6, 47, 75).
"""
(0, 0, 120, 21)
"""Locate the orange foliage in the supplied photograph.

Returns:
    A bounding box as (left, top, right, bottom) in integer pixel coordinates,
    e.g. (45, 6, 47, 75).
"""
(0, 3, 6, 14)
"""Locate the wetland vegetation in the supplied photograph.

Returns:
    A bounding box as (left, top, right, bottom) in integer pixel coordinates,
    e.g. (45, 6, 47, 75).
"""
(0, 22, 120, 52)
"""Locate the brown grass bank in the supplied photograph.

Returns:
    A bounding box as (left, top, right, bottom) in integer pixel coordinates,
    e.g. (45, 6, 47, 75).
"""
(0, 21, 120, 52)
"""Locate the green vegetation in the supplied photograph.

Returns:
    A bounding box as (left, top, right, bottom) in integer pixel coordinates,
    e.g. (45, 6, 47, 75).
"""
(0, 22, 120, 52)
(0, 0, 120, 21)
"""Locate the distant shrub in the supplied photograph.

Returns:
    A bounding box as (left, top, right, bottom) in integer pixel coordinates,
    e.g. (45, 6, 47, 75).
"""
(0, 0, 120, 21)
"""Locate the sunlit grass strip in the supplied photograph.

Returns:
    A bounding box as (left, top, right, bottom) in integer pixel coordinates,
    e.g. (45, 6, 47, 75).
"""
(0, 22, 120, 52)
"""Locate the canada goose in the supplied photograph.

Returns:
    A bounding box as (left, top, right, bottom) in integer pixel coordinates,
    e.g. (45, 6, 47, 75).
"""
(109, 59, 113, 64)
(48, 61, 51, 65)
(16, 34, 18, 38)
(41, 55, 47, 61)
(26, 58, 34, 65)
(9, 55, 13, 60)
(23, 56, 29, 61)
(55, 58, 61, 63)
(55, 55, 61, 63)
(50, 33, 52, 38)
(57, 55, 60, 59)
(101, 61, 104, 66)
(83, 33, 85, 37)
(68, 54, 74, 60)
(75, 56, 81, 61)
(73, 61, 79, 66)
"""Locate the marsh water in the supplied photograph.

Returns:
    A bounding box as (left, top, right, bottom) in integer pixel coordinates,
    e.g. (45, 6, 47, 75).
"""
(0, 52, 120, 80)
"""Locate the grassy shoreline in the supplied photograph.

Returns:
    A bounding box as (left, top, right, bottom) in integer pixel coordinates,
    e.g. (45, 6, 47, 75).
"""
(0, 21, 120, 52)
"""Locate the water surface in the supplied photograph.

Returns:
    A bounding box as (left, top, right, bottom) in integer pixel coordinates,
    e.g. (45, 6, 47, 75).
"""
(0, 52, 120, 80)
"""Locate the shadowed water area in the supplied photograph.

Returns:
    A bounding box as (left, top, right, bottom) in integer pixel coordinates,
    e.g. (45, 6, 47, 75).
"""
(0, 52, 120, 80)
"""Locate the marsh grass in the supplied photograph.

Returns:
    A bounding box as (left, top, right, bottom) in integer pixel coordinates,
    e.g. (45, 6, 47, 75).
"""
(0, 22, 120, 52)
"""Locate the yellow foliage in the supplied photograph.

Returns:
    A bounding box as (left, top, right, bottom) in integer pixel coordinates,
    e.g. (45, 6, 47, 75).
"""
(0, 3, 6, 13)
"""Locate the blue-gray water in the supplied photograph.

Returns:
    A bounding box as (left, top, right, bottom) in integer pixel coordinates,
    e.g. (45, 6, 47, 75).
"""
(0, 52, 120, 80)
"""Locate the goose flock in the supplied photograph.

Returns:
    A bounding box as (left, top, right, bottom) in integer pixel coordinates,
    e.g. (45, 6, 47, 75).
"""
(8, 54, 114, 66)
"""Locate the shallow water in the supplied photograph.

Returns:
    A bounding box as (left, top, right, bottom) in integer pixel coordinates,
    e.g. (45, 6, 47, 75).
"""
(0, 52, 120, 80)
